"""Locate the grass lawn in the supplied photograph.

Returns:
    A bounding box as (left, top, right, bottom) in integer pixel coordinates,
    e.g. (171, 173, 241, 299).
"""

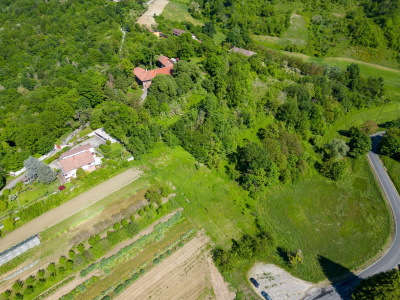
(15, 180, 60, 206)
(279, 13, 308, 48)
(213, 30, 226, 44)
(138, 145, 258, 248)
(381, 155, 400, 194)
(161, 0, 204, 26)
(257, 157, 391, 282)
(323, 103, 400, 143)
(69, 126, 94, 143)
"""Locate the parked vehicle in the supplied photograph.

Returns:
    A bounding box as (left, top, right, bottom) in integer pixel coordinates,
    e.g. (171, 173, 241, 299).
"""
(250, 277, 259, 288)
(261, 291, 272, 300)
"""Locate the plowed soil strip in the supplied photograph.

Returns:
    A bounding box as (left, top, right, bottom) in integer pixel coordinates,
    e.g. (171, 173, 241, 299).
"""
(115, 233, 235, 300)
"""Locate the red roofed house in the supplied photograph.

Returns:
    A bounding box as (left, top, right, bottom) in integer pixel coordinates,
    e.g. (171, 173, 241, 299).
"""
(133, 56, 175, 90)
(60, 144, 100, 180)
(172, 28, 186, 36)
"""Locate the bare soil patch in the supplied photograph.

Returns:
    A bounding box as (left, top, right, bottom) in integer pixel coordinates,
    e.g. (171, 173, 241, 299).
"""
(248, 263, 313, 300)
(115, 232, 235, 300)
(137, 0, 169, 28)
(0, 169, 142, 253)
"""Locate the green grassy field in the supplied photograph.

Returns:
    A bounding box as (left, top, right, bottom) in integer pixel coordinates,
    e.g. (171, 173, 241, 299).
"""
(279, 13, 308, 48)
(139, 145, 258, 248)
(257, 157, 391, 282)
(136, 145, 391, 283)
(161, 0, 204, 26)
(323, 103, 400, 143)
(279, 51, 400, 97)
(382, 156, 400, 194)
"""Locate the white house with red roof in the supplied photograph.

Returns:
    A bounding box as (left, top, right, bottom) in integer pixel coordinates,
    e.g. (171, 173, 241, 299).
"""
(60, 144, 100, 180)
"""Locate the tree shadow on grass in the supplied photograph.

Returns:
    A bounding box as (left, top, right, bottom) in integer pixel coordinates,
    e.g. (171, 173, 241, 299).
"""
(276, 247, 289, 264)
(317, 255, 361, 300)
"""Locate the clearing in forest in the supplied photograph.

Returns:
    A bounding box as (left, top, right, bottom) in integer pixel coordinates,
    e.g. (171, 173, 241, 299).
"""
(137, 0, 170, 28)
(115, 232, 235, 300)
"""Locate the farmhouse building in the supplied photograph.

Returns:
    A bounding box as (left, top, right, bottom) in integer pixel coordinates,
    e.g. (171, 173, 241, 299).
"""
(228, 47, 256, 57)
(60, 144, 100, 180)
(133, 56, 175, 89)
(172, 28, 186, 36)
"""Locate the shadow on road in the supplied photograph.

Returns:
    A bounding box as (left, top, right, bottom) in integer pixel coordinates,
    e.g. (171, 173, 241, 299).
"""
(370, 134, 383, 154)
(317, 256, 361, 300)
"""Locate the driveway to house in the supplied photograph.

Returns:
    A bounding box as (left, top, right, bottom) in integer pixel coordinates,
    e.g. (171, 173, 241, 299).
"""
(0, 169, 142, 253)
(306, 132, 400, 300)
(136, 0, 169, 28)
(0, 175, 26, 196)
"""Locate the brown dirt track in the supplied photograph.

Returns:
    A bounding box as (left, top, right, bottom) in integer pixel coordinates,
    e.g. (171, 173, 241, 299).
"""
(115, 232, 235, 300)
(136, 0, 169, 28)
(0, 169, 142, 253)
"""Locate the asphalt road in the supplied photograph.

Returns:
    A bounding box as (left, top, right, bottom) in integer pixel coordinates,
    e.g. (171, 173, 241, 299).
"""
(307, 133, 400, 300)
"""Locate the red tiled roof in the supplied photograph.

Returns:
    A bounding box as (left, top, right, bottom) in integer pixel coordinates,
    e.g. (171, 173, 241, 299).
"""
(60, 144, 92, 159)
(134, 66, 173, 82)
(158, 55, 173, 67)
(173, 28, 186, 36)
(60, 151, 95, 173)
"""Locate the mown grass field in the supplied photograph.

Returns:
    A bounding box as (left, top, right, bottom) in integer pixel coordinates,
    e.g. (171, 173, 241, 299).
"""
(257, 157, 391, 282)
(161, 0, 204, 26)
(136, 145, 391, 283)
(139, 145, 258, 248)
(323, 103, 400, 143)
(382, 155, 400, 194)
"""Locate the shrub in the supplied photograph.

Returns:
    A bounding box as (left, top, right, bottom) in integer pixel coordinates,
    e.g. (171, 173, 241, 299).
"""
(59, 256, 67, 265)
(46, 263, 56, 273)
(95, 234, 101, 241)
(89, 237, 96, 245)
(113, 223, 121, 231)
(36, 278, 46, 287)
(166, 250, 172, 256)
(2, 189, 10, 196)
(130, 214, 135, 221)
(106, 140, 111, 145)
(68, 250, 76, 259)
(25, 285, 35, 295)
(140, 269, 145, 275)
(77, 243, 85, 253)
(80, 269, 88, 277)
(121, 219, 128, 227)
(160, 254, 165, 260)
(145, 186, 162, 203)
(0, 200, 8, 211)
(153, 258, 160, 265)
(37, 269, 45, 278)
(12, 280, 23, 292)
(114, 284, 125, 295)
(132, 273, 139, 280)
(138, 209, 144, 216)
(4, 290, 12, 297)
(25, 275, 35, 285)
(102, 296, 110, 300)
(179, 242, 184, 247)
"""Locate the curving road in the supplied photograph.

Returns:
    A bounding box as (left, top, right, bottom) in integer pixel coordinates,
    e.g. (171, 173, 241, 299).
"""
(306, 133, 400, 300)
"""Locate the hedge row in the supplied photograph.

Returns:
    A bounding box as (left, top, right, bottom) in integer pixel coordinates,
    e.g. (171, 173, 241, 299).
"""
(93, 227, 196, 300)
(82, 211, 183, 278)
(60, 276, 100, 300)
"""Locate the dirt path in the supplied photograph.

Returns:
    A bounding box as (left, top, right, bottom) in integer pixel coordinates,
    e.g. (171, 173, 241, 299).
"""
(115, 232, 235, 300)
(136, 0, 169, 28)
(0, 169, 142, 253)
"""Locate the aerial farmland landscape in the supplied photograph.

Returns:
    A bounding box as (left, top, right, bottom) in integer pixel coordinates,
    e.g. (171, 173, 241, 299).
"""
(1, 0, 400, 299)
